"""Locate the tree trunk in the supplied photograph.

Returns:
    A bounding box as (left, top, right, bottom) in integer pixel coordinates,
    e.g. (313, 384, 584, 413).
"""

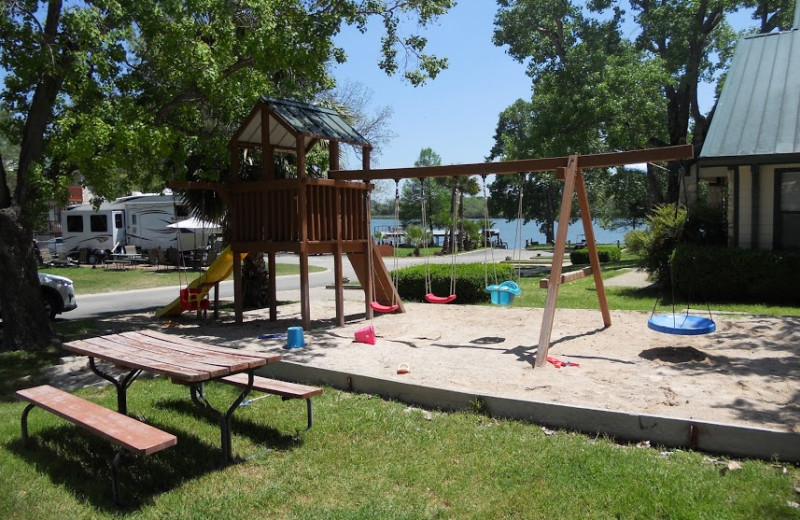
(242, 251, 270, 308)
(0, 206, 53, 351)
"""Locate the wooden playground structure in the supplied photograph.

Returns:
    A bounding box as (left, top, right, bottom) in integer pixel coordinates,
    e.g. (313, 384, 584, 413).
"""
(175, 97, 693, 367)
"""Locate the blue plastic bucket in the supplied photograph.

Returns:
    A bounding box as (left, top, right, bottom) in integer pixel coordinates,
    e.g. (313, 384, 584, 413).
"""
(285, 326, 307, 349)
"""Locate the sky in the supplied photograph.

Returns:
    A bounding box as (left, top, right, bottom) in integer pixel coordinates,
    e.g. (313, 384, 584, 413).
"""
(332, 3, 760, 177)
(332, 3, 531, 170)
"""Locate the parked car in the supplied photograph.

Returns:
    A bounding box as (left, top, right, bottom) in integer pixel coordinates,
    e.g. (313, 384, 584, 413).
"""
(0, 273, 78, 320)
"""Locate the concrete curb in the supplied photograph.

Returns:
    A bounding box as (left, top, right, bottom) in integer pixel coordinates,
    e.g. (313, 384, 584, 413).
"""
(259, 361, 800, 463)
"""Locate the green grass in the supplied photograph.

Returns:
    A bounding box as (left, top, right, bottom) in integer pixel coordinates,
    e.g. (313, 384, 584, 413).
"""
(41, 263, 324, 295)
(391, 246, 444, 258)
(509, 264, 800, 317)
(0, 369, 797, 519)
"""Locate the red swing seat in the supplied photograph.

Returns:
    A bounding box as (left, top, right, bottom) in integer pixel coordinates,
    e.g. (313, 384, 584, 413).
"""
(370, 301, 400, 313)
(179, 287, 210, 312)
(425, 293, 457, 304)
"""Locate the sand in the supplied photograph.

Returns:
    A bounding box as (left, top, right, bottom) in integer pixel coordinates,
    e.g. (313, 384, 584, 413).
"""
(171, 296, 800, 434)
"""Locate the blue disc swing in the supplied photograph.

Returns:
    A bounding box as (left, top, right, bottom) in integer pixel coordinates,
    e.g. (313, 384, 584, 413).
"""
(483, 174, 523, 306)
(646, 199, 715, 336)
(647, 312, 715, 335)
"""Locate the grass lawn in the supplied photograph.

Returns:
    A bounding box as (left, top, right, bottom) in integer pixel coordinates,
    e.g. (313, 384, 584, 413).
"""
(6, 254, 795, 516)
(0, 361, 797, 519)
(508, 263, 800, 317)
(41, 263, 324, 295)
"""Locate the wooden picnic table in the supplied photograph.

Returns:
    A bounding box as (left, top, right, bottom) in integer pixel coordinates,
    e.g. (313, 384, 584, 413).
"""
(63, 330, 282, 463)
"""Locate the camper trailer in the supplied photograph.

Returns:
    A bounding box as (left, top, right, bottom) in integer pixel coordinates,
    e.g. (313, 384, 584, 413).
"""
(61, 193, 208, 261)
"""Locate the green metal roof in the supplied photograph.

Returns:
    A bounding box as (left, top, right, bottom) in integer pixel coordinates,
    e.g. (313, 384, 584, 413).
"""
(699, 29, 800, 165)
(233, 97, 370, 150)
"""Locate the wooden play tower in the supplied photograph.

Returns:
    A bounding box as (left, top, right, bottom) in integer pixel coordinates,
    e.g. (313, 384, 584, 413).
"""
(176, 97, 402, 328)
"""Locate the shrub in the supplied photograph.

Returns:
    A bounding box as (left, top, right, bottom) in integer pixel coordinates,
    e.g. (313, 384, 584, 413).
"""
(672, 244, 800, 304)
(569, 246, 622, 265)
(394, 263, 514, 304)
(625, 204, 687, 285)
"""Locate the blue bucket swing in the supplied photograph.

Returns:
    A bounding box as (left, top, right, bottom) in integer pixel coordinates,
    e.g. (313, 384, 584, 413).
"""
(485, 280, 522, 306)
(482, 174, 523, 307)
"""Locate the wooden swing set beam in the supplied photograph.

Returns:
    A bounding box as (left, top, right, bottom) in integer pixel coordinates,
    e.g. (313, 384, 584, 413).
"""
(328, 144, 693, 181)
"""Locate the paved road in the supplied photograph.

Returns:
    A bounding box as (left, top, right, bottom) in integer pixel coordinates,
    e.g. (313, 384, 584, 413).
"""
(65, 249, 544, 320)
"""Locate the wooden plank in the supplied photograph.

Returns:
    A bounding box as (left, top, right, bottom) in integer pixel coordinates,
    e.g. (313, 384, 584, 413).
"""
(85, 336, 235, 375)
(268, 252, 277, 321)
(17, 385, 177, 456)
(219, 374, 323, 399)
(63, 339, 210, 381)
(329, 144, 693, 181)
(115, 332, 266, 369)
(539, 267, 593, 288)
(133, 330, 281, 364)
(575, 168, 611, 327)
(536, 158, 578, 368)
(233, 247, 243, 324)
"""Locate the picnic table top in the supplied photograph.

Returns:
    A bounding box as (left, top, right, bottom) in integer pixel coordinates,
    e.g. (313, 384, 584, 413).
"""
(63, 330, 281, 383)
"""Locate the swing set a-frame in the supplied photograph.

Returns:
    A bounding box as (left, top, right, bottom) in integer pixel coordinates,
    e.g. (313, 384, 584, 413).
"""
(329, 145, 694, 367)
(172, 97, 693, 368)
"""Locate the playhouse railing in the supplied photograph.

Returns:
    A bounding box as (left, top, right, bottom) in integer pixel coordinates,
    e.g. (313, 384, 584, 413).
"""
(229, 179, 370, 247)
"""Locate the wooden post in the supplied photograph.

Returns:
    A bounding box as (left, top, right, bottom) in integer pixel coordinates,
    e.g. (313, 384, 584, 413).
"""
(268, 251, 277, 321)
(535, 156, 578, 367)
(297, 135, 311, 329)
(233, 249, 243, 324)
(363, 148, 374, 320)
(230, 143, 240, 183)
(329, 140, 340, 171)
(261, 107, 275, 180)
(575, 168, 611, 327)
(334, 185, 345, 326)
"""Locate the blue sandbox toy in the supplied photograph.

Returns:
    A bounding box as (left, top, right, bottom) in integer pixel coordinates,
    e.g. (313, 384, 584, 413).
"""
(284, 326, 307, 349)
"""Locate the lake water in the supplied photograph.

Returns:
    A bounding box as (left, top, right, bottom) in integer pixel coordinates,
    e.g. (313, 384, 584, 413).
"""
(372, 217, 630, 246)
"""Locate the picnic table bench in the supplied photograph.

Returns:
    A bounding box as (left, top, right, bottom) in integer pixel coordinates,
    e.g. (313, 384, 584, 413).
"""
(62, 330, 282, 464)
(16, 385, 177, 505)
(219, 374, 323, 429)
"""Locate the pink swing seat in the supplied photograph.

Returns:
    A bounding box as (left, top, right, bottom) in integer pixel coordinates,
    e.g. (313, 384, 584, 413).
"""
(424, 293, 457, 304)
(370, 301, 400, 313)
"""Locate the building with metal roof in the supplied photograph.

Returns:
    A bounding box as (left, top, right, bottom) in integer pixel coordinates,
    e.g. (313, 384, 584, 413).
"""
(698, 3, 800, 250)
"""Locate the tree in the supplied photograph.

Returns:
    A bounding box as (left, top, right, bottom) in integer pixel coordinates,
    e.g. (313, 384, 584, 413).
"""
(742, 0, 796, 32)
(492, 0, 745, 209)
(0, 0, 455, 351)
(593, 168, 650, 230)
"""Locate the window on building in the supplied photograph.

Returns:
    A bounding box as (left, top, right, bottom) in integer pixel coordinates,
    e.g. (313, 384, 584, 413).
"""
(66, 215, 83, 233)
(90, 215, 108, 232)
(779, 171, 800, 250)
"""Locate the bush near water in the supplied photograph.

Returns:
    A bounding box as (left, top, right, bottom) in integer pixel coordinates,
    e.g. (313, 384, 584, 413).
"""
(395, 263, 515, 304)
(569, 246, 622, 265)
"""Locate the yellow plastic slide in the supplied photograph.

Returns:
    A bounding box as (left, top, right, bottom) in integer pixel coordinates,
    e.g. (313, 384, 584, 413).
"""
(155, 246, 247, 318)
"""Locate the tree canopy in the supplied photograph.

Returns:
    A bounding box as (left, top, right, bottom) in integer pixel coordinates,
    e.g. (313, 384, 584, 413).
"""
(488, 0, 786, 232)
(0, 0, 455, 351)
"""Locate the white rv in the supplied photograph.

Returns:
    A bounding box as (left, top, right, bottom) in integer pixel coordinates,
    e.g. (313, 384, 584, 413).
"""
(61, 193, 208, 260)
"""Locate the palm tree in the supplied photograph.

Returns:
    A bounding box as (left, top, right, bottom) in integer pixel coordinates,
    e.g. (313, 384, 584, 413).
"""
(404, 225, 428, 257)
